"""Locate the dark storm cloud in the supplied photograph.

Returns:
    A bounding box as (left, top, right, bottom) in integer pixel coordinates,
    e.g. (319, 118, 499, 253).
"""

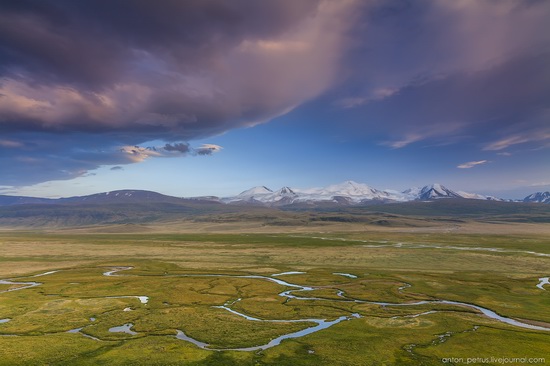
(0, 0, 359, 185)
(331, 0, 550, 150)
(0, 0, 353, 136)
(1, 0, 549, 186)
(0, 0, 320, 88)
(338, 52, 550, 150)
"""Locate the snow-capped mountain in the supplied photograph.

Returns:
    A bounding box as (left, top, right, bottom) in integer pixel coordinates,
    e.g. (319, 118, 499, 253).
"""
(402, 186, 422, 198)
(403, 184, 504, 201)
(296, 181, 395, 203)
(456, 191, 502, 201)
(523, 192, 550, 204)
(414, 183, 462, 200)
(222, 181, 501, 206)
(223, 186, 297, 204)
(234, 186, 273, 199)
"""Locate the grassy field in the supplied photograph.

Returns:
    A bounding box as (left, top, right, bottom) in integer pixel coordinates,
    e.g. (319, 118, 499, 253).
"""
(0, 223, 549, 365)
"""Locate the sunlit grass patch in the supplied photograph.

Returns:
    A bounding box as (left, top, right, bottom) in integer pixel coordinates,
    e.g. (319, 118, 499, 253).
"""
(0, 229, 549, 365)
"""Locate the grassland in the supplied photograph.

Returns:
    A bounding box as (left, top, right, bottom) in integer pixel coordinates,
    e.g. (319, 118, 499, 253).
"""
(0, 221, 549, 365)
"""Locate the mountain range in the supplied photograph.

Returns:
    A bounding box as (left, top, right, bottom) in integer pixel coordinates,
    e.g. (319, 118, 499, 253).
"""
(222, 181, 509, 206)
(1, 181, 547, 207)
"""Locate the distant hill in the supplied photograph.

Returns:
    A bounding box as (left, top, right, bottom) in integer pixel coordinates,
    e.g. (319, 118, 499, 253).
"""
(0, 200, 271, 228)
(59, 190, 204, 205)
(0, 195, 53, 206)
(0, 189, 218, 206)
(0, 194, 548, 228)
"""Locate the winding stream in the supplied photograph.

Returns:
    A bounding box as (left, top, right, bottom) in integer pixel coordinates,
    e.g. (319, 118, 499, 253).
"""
(537, 277, 549, 290)
(272, 271, 305, 276)
(289, 235, 550, 258)
(0, 266, 549, 352)
(0, 270, 61, 294)
(0, 279, 41, 294)
(333, 272, 358, 278)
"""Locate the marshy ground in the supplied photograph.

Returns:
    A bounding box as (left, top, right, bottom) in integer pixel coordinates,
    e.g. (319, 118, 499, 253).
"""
(0, 223, 549, 365)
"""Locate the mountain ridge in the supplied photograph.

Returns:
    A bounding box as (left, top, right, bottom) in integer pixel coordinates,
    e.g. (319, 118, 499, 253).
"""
(222, 181, 509, 206)
(523, 191, 550, 204)
(1, 182, 547, 207)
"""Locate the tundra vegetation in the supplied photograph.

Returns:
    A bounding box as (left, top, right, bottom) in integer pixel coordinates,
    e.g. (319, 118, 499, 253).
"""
(0, 217, 549, 365)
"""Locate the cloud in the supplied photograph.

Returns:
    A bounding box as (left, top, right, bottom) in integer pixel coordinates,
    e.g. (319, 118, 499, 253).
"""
(380, 123, 463, 149)
(324, 1, 550, 152)
(335, 88, 398, 109)
(331, 51, 550, 152)
(0, 139, 23, 148)
(120, 146, 164, 163)
(163, 143, 190, 153)
(457, 160, 489, 169)
(0, 0, 361, 185)
(195, 144, 223, 156)
(483, 131, 550, 151)
(341, 0, 550, 103)
(1, 0, 549, 186)
(0, 135, 223, 187)
(483, 135, 531, 151)
(381, 134, 424, 149)
(0, 1, 357, 137)
(110, 166, 124, 171)
(120, 142, 222, 162)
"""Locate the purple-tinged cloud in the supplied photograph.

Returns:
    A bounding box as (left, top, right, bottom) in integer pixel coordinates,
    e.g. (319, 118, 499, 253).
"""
(335, 52, 550, 151)
(0, 0, 357, 138)
(195, 144, 223, 156)
(0, 0, 361, 185)
(332, 0, 550, 151)
(120, 142, 222, 162)
(1, 0, 549, 187)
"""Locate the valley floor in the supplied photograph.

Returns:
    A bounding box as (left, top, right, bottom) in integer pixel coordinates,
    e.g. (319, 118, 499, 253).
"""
(0, 223, 549, 365)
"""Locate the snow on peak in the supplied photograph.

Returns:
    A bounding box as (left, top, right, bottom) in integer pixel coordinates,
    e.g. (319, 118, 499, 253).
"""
(524, 191, 550, 204)
(456, 191, 503, 201)
(224, 185, 299, 204)
(401, 187, 422, 200)
(414, 184, 461, 200)
(321, 180, 382, 197)
(457, 191, 486, 200)
(237, 186, 273, 197)
(223, 181, 505, 205)
(293, 181, 396, 203)
(274, 187, 296, 196)
(421, 183, 443, 194)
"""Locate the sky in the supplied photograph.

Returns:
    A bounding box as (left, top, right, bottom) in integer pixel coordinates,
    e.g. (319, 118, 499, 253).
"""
(0, 0, 549, 199)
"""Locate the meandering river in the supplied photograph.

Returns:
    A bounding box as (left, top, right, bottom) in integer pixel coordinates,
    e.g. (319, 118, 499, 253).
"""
(1, 266, 549, 352)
